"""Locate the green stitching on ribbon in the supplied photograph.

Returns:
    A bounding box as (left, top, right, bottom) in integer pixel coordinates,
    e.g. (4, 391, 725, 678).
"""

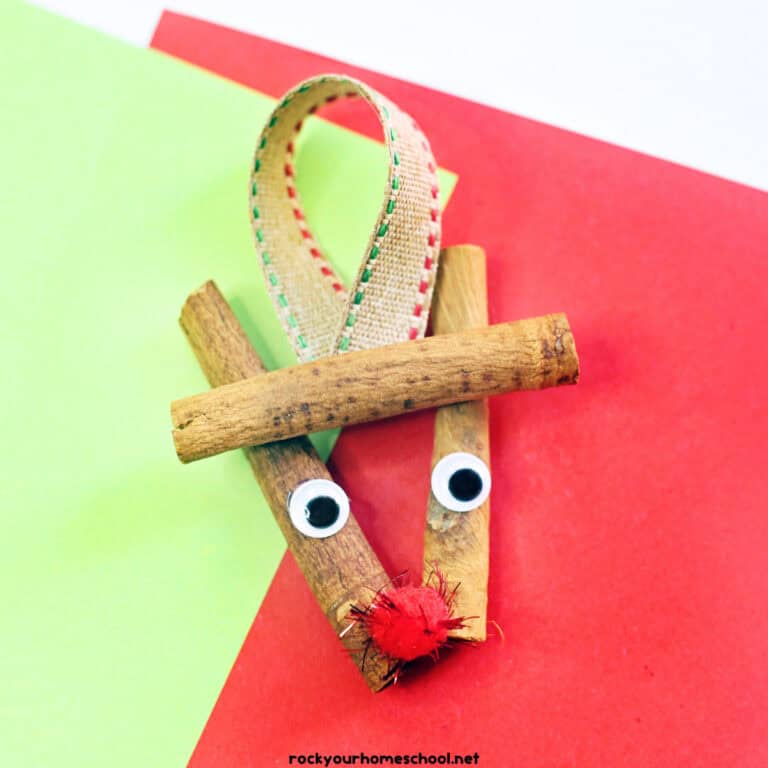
(250, 77, 435, 359)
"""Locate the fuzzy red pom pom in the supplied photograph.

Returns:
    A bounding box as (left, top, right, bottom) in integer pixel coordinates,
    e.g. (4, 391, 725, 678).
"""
(351, 569, 468, 666)
(363, 584, 456, 661)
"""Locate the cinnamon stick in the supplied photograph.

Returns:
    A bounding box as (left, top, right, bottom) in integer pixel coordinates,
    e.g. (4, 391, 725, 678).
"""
(423, 246, 491, 642)
(179, 281, 391, 691)
(171, 314, 579, 463)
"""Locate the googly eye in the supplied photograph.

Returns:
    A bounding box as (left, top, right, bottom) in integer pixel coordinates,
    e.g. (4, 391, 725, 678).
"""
(430, 451, 491, 513)
(287, 478, 350, 538)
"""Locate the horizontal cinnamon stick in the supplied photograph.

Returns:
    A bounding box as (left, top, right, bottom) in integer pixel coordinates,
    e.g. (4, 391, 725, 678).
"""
(424, 246, 491, 642)
(171, 313, 579, 463)
(180, 280, 391, 691)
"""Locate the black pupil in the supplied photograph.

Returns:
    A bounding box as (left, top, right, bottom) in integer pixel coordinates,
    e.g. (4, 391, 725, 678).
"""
(448, 468, 483, 502)
(305, 496, 340, 528)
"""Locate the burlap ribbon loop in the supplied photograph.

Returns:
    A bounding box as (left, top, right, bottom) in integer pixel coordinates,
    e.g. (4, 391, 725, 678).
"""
(249, 75, 441, 361)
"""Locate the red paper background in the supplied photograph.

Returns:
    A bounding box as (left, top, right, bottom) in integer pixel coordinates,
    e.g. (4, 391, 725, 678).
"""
(152, 15, 768, 766)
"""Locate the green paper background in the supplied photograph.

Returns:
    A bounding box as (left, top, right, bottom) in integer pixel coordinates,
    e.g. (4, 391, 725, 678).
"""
(0, 4, 456, 766)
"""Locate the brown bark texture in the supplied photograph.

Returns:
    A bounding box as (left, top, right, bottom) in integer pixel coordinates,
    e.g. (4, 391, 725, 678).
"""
(424, 246, 491, 642)
(171, 313, 579, 463)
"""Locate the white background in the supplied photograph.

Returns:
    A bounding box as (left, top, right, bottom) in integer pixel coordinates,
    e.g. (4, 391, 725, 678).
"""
(31, 0, 768, 191)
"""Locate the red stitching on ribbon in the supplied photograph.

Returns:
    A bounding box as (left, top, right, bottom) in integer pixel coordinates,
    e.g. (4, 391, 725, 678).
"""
(406, 127, 440, 341)
(282, 95, 344, 295)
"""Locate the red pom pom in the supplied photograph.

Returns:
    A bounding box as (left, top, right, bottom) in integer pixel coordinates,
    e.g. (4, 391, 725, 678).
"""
(353, 571, 466, 663)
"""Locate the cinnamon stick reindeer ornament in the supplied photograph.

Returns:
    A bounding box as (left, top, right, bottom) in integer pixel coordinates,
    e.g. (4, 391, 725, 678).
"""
(168, 75, 579, 689)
